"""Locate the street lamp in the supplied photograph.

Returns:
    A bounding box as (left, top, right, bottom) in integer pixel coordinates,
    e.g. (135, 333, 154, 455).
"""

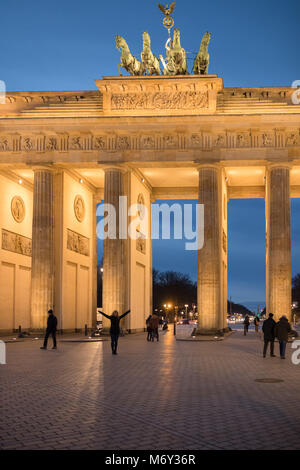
(163, 303, 172, 321)
(192, 304, 196, 320)
(185, 304, 189, 321)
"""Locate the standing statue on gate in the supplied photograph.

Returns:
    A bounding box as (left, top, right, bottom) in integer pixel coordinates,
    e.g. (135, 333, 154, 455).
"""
(193, 32, 211, 75)
(141, 32, 161, 76)
(160, 28, 187, 76)
(116, 35, 145, 76)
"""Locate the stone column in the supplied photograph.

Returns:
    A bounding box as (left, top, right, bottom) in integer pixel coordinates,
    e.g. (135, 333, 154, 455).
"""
(266, 165, 291, 321)
(102, 168, 126, 323)
(92, 195, 101, 328)
(197, 165, 222, 334)
(149, 197, 155, 317)
(31, 167, 54, 329)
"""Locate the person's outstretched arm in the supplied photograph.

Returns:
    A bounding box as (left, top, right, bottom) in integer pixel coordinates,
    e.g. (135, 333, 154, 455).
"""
(99, 311, 111, 320)
(119, 310, 131, 320)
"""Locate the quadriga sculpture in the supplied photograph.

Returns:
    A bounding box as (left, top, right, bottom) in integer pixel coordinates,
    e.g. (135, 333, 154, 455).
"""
(141, 32, 161, 76)
(160, 28, 187, 76)
(116, 35, 145, 76)
(193, 32, 211, 75)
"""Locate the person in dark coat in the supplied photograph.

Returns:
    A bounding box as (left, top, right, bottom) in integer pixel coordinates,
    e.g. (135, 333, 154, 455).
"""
(243, 314, 250, 336)
(40, 310, 57, 350)
(275, 315, 291, 359)
(146, 314, 153, 341)
(100, 309, 130, 354)
(254, 315, 260, 332)
(262, 313, 276, 357)
(149, 312, 160, 342)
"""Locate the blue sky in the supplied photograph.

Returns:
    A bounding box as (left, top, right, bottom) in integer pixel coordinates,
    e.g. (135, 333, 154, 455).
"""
(1, 0, 300, 306)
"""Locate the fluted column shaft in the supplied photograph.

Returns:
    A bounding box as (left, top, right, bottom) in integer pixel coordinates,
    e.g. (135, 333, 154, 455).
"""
(103, 168, 125, 321)
(197, 166, 222, 333)
(266, 166, 291, 321)
(31, 169, 54, 329)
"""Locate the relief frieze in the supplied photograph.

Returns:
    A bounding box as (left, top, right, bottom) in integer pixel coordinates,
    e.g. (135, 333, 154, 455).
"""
(67, 229, 89, 257)
(111, 91, 209, 111)
(0, 129, 299, 153)
(2, 229, 32, 257)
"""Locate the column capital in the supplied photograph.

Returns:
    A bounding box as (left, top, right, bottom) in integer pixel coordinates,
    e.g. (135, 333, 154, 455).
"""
(196, 163, 222, 173)
(102, 164, 129, 174)
(29, 164, 55, 173)
(266, 163, 291, 173)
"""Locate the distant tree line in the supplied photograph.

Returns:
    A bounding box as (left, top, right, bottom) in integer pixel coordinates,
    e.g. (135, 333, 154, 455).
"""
(153, 270, 252, 316)
(97, 266, 253, 315)
(153, 270, 197, 311)
(293, 273, 300, 304)
(228, 300, 252, 316)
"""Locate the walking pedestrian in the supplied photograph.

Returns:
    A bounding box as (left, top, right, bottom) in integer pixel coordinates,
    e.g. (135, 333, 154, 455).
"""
(275, 315, 291, 359)
(100, 310, 131, 354)
(243, 314, 250, 336)
(262, 313, 276, 358)
(150, 312, 160, 342)
(254, 315, 260, 332)
(40, 310, 57, 350)
(146, 314, 153, 341)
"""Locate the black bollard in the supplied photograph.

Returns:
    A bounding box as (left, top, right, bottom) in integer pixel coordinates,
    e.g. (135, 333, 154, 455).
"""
(18, 325, 24, 338)
(173, 322, 176, 336)
(84, 324, 88, 336)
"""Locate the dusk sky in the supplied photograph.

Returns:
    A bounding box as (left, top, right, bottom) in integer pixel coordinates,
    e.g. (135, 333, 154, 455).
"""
(1, 0, 300, 308)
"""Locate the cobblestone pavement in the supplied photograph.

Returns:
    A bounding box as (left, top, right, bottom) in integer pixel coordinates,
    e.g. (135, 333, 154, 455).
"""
(0, 328, 300, 450)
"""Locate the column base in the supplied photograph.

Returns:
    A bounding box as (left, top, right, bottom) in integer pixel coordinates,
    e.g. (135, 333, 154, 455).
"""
(195, 327, 231, 337)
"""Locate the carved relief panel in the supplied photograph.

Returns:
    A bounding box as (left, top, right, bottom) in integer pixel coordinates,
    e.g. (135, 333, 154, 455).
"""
(2, 229, 32, 257)
(11, 196, 25, 223)
(74, 195, 85, 222)
(136, 193, 146, 255)
(67, 229, 89, 257)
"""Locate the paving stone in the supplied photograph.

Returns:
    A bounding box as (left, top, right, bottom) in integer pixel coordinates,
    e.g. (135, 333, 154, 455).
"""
(0, 328, 300, 450)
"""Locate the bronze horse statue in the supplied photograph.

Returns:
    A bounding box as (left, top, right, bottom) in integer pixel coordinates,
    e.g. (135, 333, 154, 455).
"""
(116, 35, 145, 76)
(160, 28, 187, 76)
(193, 32, 211, 75)
(141, 32, 161, 76)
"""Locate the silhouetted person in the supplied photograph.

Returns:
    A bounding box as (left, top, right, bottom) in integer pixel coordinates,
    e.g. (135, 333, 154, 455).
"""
(243, 314, 250, 336)
(149, 312, 159, 342)
(146, 314, 152, 341)
(254, 315, 260, 332)
(100, 310, 130, 354)
(275, 315, 291, 359)
(40, 310, 57, 350)
(262, 313, 276, 358)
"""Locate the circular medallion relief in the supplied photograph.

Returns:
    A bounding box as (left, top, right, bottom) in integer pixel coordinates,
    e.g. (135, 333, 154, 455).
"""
(74, 195, 85, 222)
(11, 196, 25, 223)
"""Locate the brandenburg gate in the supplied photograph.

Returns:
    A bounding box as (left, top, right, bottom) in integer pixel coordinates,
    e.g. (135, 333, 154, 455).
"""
(0, 73, 299, 333)
(0, 6, 299, 334)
